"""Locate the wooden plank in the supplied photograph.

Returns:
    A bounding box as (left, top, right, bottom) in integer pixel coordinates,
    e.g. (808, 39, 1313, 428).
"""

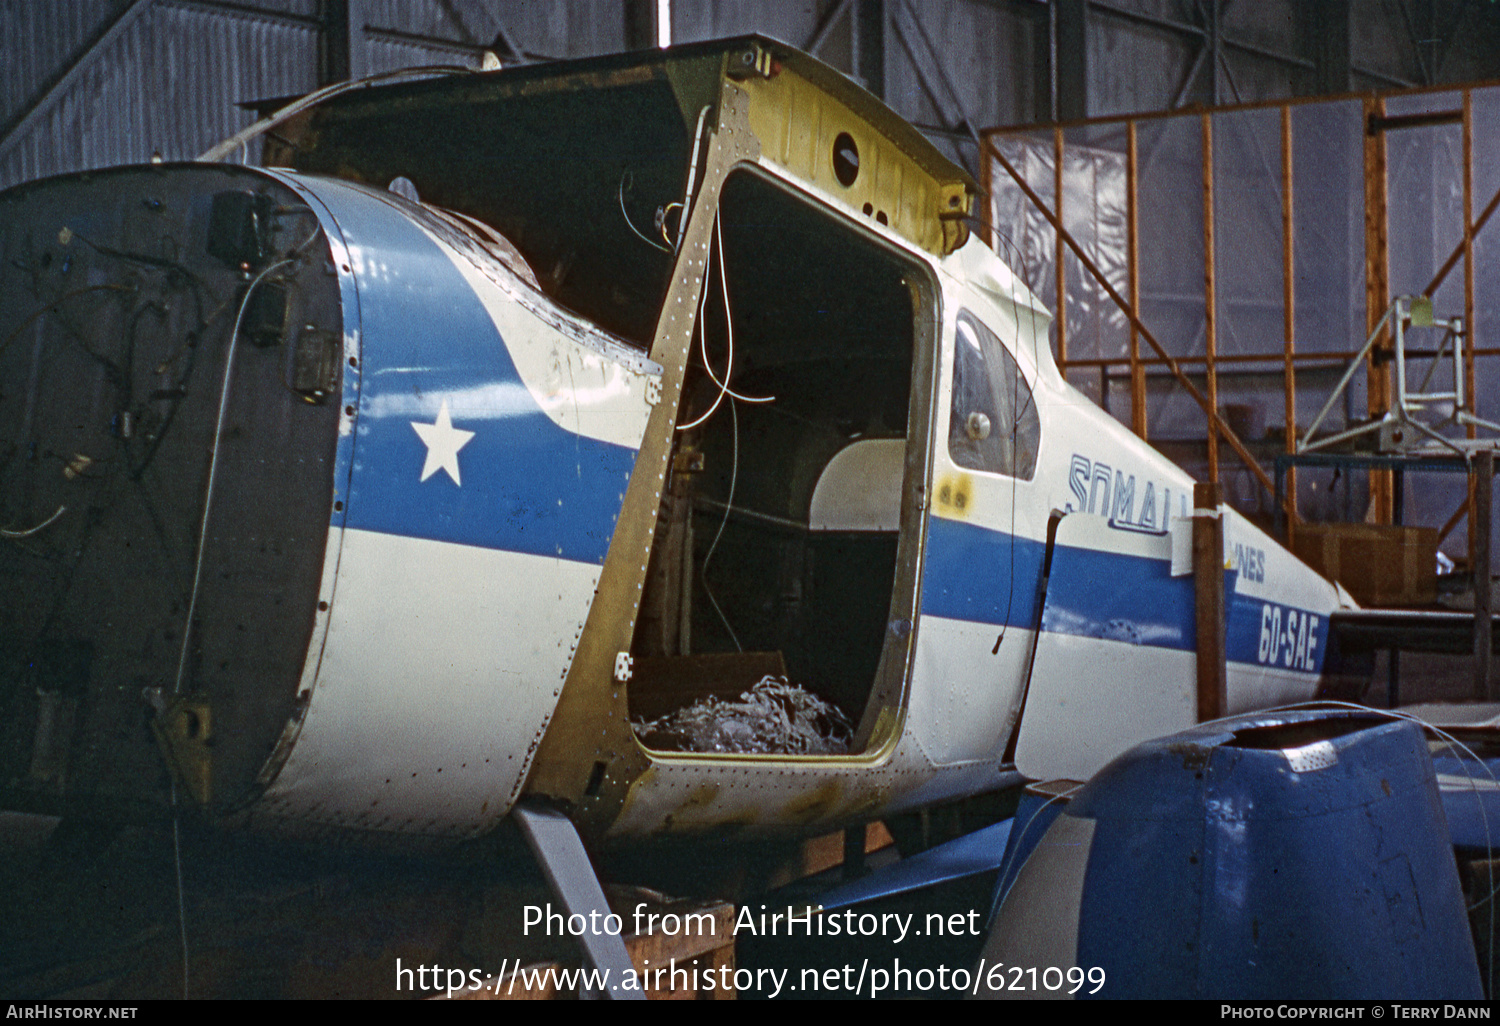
(1202, 113, 1219, 484)
(983, 71, 1500, 137)
(1128, 119, 1146, 439)
(1423, 182, 1500, 298)
(1194, 481, 1227, 721)
(1060, 345, 1500, 369)
(985, 139, 1276, 498)
(765, 821, 897, 890)
(446, 902, 738, 1000)
(1281, 104, 1298, 544)
(1476, 451, 1493, 702)
(1365, 96, 1393, 524)
(1054, 126, 1067, 366)
(1439, 492, 1472, 545)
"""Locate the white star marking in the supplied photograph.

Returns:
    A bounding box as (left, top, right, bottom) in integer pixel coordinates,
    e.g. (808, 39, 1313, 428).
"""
(410, 399, 475, 486)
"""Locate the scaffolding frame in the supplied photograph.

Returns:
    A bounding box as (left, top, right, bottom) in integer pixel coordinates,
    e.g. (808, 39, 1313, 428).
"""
(982, 79, 1500, 550)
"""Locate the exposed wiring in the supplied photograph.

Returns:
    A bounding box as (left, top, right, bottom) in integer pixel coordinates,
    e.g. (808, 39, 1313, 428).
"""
(619, 171, 671, 253)
(984, 781, 1084, 931)
(197, 66, 474, 163)
(659, 203, 682, 248)
(0, 284, 135, 361)
(699, 398, 742, 652)
(71, 231, 191, 272)
(131, 289, 232, 481)
(678, 216, 773, 431)
(0, 505, 66, 539)
(289, 219, 325, 260)
(705, 216, 773, 405)
(172, 258, 292, 696)
(171, 779, 190, 1001)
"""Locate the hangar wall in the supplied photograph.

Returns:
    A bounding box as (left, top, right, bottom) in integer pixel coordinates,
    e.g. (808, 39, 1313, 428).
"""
(8, 2, 1500, 191)
(986, 88, 1500, 558)
(4, 0, 1500, 555)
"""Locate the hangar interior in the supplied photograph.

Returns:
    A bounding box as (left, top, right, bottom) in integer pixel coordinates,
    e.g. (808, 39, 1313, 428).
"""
(5, 0, 1500, 1002)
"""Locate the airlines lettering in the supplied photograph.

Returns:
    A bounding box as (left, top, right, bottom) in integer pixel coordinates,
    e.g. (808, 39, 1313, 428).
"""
(1258, 602, 1320, 671)
(1068, 454, 1185, 531)
(1233, 542, 1267, 584)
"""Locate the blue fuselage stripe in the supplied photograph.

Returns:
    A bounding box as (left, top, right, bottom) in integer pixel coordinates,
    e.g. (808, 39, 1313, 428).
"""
(310, 178, 638, 565)
(919, 515, 1047, 628)
(920, 515, 1327, 670)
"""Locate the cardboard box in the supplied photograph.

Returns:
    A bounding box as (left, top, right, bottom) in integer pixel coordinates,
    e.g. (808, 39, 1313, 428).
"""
(1292, 523, 1438, 607)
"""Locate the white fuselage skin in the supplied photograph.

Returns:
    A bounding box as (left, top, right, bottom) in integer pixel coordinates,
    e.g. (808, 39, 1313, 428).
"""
(246, 166, 1345, 843)
(603, 207, 1344, 838)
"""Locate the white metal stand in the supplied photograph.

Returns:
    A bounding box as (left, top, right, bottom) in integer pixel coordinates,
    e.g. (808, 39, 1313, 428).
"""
(1299, 295, 1500, 455)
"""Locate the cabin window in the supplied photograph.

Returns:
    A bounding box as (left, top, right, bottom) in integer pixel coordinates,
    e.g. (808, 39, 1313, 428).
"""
(948, 310, 1039, 480)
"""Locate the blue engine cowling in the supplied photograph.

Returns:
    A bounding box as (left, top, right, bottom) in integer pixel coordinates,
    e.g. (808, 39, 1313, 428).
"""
(979, 709, 1483, 999)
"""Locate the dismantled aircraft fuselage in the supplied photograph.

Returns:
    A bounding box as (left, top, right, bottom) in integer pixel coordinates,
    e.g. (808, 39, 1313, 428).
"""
(0, 38, 1357, 844)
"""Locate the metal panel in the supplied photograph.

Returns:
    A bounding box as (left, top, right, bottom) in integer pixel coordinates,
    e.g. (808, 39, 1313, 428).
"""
(1088, 1, 1205, 115)
(670, 0, 820, 52)
(361, 0, 627, 63)
(0, 1, 318, 189)
(481, 1, 631, 60)
(0, 0, 121, 130)
(883, 0, 1039, 172)
(361, 37, 482, 76)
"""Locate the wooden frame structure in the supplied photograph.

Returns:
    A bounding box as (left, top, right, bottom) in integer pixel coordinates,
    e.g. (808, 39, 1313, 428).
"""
(981, 79, 1500, 546)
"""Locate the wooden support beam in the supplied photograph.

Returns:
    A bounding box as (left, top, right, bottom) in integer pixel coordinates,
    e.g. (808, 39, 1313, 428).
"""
(1365, 96, 1393, 524)
(1475, 452, 1494, 701)
(1195, 481, 1227, 722)
(1423, 182, 1500, 300)
(842, 824, 869, 880)
(1128, 120, 1146, 439)
(0, 0, 149, 165)
(1059, 345, 1500, 371)
(1281, 104, 1299, 542)
(1203, 113, 1220, 484)
(1054, 126, 1067, 366)
(1438, 492, 1471, 545)
(1464, 90, 1477, 445)
(986, 140, 1276, 498)
(1476, 451, 1494, 702)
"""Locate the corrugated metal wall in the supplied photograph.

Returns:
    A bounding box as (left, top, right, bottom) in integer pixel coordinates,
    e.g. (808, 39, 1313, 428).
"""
(0, 1, 321, 187)
(4, 0, 1499, 518)
(5, 1, 1496, 190)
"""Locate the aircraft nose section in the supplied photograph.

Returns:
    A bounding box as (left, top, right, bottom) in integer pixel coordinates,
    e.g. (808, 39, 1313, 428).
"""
(0, 164, 344, 818)
(249, 172, 660, 839)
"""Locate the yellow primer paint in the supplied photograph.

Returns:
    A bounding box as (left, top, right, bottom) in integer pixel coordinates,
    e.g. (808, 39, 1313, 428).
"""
(782, 779, 844, 825)
(739, 60, 970, 256)
(935, 473, 975, 517)
(678, 782, 722, 811)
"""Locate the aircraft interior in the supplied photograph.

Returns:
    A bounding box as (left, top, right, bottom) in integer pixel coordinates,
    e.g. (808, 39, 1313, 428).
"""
(628, 168, 931, 757)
